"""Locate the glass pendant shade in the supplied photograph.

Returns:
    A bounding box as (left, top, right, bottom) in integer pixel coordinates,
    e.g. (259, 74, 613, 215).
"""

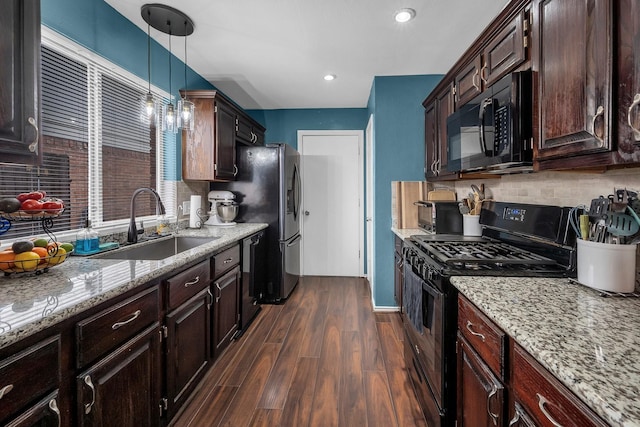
(162, 101, 177, 133)
(177, 98, 194, 131)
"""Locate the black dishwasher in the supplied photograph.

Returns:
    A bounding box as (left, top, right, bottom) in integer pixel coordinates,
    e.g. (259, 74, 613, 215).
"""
(240, 230, 266, 331)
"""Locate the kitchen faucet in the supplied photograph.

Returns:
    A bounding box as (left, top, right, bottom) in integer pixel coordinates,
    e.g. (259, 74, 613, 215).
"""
(127, 187, 166, 243)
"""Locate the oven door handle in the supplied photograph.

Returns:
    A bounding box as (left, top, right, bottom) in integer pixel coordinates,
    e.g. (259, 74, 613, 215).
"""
(422, 281, 442, 298)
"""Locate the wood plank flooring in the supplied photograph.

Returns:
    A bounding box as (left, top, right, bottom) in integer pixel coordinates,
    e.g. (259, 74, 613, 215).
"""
(171, 276, 427, 427)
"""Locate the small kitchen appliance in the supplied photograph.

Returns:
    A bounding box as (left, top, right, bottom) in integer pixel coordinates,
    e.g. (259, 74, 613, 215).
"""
(204, 190, 238, 226)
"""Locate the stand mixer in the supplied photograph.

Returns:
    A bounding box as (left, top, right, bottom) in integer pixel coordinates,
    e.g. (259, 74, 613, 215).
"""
(204, 190, 238, 226)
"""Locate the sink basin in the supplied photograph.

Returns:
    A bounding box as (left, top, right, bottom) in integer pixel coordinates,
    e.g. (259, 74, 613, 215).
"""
(92, 236, 219, 260)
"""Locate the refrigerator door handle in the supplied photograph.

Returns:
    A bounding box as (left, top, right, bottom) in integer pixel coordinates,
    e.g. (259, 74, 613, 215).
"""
(293, 163, 302, 220)
(286, 234, 302, 247)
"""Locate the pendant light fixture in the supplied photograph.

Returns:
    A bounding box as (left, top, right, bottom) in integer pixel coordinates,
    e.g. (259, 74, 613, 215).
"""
(140, 9, 157, 124)
(177, 19, 195, 132)
(162, 31, 177, 133)
(141, 4, 195, 132)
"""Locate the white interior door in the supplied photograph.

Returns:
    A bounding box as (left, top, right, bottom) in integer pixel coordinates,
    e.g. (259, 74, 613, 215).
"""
(365, 115, 374, 288)
(299, 130, 363, 277)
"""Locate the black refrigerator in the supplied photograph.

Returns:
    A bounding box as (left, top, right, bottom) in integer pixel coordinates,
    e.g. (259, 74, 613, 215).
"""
(211, 143, 301, 302)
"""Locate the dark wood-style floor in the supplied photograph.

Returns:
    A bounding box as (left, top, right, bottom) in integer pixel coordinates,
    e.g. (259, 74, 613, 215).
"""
(171, 276, 428, 427)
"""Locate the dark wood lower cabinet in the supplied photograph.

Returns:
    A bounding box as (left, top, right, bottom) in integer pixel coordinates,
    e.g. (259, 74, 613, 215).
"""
(456, 334, 506, 427)
(165, 288, 212, 420)
(76, 323, 161, 427)
(212, 265, 240, 358)
(4, 391, 61, 427)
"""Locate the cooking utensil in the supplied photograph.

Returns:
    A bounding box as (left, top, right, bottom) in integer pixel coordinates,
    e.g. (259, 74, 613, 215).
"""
(579, 215, 590, 240)
(470, 184, 485, 200)
(606, 212, 640, 236)
(588, 196, 609, 221)
(458, 202, 470, 215)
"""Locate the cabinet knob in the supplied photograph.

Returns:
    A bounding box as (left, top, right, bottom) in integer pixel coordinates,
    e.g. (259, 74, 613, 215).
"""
(304, 210, 310, 216)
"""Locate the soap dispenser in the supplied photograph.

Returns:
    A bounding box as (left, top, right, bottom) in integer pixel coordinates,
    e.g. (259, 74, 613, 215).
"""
(76, 219, 99, 254)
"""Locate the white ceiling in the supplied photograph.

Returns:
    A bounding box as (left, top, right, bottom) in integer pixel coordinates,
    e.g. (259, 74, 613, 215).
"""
(105, 0, 509, 110)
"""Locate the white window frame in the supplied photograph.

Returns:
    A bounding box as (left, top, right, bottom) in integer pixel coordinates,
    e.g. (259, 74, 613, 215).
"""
(41, 26, 177, 238)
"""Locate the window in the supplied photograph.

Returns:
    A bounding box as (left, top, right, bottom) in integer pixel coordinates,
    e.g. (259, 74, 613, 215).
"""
(0, 28, 176, 242)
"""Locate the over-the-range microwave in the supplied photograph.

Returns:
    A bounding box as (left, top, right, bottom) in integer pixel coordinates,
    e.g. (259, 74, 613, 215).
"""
(446, 70, 533, 173)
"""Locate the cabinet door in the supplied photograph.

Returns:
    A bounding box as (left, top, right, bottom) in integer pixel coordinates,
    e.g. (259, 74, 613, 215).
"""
(616, 0, 640, 162)
(165, 289, 212, 419)
(534, 0, 613, 160)
(457, 335, 505, 427)
(77, 324, 161, 427)
(455, 57, 483, 107)
(483, 11, 526, 87)
(4, 391, 62, 427)
(212, 265, 240, 358)
(436, 84, 457, 178)
(0, 0, 42, 165)
(214, 100, 237, 180)
(424, 102, 437, 179)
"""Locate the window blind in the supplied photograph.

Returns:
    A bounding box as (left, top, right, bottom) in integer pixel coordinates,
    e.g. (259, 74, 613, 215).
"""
(0, 30, 176, 244)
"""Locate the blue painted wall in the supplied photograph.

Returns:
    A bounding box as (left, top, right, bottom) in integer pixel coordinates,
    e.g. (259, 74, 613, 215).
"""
(367, 75, 442, 307)
(246, 109, 368, 149)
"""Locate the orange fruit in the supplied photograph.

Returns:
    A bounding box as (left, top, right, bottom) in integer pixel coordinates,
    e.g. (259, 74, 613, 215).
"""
(14, 251, 40, 271)
(0, 250, 15, 270)
(32, 247, 49, 264)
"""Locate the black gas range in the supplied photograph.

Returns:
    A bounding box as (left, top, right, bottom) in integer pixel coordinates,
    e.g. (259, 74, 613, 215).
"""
(402, 201, 577, 426)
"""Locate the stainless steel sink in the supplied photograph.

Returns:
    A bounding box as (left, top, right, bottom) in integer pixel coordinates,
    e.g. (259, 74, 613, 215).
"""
(92, 236, 219, 260)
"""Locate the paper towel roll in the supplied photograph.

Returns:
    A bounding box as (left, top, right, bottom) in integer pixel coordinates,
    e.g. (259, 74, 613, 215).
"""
(189, 195, 202, 228)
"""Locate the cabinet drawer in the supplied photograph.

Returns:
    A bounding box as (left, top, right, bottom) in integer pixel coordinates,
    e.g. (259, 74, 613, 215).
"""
(76, 286, 159, 368)
(214, 244, 240, 277)
(458, 295, 506, 379)
(166, 259, 211, 310)
(512, 344, 608, 427)
(0, 335, 60, 423)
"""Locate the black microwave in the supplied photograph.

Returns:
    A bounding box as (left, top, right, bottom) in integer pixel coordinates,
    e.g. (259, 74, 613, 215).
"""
(446, 70, 533, 173)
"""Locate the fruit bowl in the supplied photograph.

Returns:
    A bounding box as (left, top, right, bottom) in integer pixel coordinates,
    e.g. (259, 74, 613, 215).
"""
(0, 247, 73, 275)
(0, 208, 65, 221)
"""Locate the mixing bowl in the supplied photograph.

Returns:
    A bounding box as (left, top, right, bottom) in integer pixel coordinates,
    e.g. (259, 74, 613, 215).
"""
(217, 202, 238, 222)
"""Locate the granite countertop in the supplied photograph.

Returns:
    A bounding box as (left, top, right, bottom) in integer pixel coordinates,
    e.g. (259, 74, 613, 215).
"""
(0, 223, 267, 351)
(391, 227, 429, 240)
(451, 276, 640, 427)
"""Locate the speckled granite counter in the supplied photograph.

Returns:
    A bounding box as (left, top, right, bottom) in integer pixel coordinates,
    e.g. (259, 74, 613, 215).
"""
(0, 223, 267, 351)
(451, 276, 640, 426)
(391, 227, 429, 240)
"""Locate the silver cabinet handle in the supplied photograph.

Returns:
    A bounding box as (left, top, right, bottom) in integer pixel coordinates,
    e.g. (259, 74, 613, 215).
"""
(184, 276, 200, 287)
(0, 384, 14, 399)
(111, 309, 141, 330)
(49, 398, 61, 426)
(414, 344, 420, 355)
(215, 282, 221, 303)
(84, 375, 96, 414)
(466, 320, 486, 341)
(27, 117, 39, 153)
(537, 393, 563, 427)
(591, 105, 605, 143)
(508, 410, 520, 427)
(206, 288, 213, 309)
(481, 64, 488, 83)
(487, 386, 499, 426)
(223, 258, 233, 264)
(233, 164, 238, 176)
(472, 69, 480, 90)
(628, 93, 640, 141)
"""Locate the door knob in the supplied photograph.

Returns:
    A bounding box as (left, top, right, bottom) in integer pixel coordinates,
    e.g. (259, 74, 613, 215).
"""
(304, 210, 310, 216)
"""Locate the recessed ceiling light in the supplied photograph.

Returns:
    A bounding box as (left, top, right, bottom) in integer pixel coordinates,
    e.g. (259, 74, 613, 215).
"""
(394, 8, 416, 23)
(324, 74, 336, 81)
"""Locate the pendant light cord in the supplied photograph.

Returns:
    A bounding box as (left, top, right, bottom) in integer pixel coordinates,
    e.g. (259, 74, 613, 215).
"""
(183, 21, 188, 99)
(147, 14, 151, 93)
(168, 27, 172, 100)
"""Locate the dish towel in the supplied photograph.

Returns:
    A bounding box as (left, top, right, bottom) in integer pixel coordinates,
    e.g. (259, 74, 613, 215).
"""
(403, 261, 424, 334)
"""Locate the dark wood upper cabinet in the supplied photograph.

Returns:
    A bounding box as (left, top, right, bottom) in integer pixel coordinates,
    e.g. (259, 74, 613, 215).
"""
(435, 84, 456, 177)
(455, 57, 484, 107)
(182, 90, 237, 181)
(483, 11, 526, 87)
(424, 83, 458, 180)
(424, 101, 437, 179)
(533, 0, 613, 161)
(615, 0, 640, 163)
(0, 0, 42, 165)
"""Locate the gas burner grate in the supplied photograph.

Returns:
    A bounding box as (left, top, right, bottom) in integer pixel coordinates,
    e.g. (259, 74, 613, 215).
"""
(421, 241, 557, 266)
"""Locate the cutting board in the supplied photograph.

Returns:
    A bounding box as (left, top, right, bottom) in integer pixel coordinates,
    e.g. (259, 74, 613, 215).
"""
(395, 181, 428, 228)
